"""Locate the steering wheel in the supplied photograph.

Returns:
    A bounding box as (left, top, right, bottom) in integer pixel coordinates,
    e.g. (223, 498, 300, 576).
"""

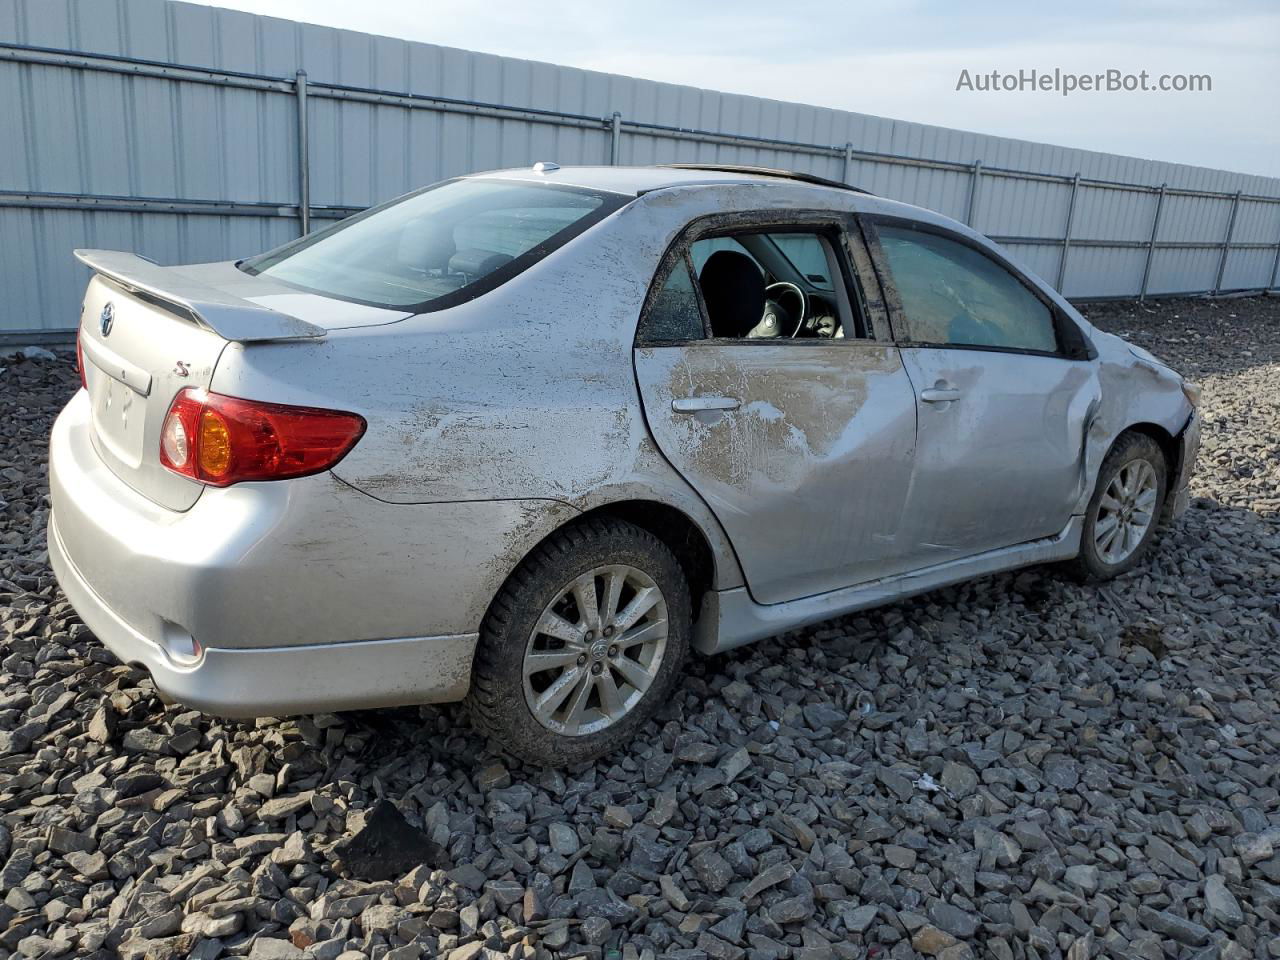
(764, 282, 807, 338)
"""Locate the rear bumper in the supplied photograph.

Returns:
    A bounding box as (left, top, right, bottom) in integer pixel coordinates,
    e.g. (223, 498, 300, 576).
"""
(48, 390, 575, 717)
(49, 513, 476, 716)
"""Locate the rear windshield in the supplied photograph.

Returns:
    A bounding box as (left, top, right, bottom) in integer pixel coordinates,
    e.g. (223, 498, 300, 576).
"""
(241, 179, 628, 311)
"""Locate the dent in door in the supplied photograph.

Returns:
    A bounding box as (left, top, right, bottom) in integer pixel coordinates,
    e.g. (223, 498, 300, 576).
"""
(662, 349, 896, 482)
(635, 342, 917, 603)
(900, 350, 1098, 557)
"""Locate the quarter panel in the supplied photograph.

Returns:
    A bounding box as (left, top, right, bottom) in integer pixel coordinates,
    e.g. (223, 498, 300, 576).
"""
(1081, 330, 1193, 510)
(565, 435, 748, 591)
(50, 392, 577, 649)
(213, 202, 669, 506)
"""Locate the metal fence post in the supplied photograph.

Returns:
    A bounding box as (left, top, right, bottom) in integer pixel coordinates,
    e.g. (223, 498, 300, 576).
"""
(841, 142, 853, 184)
(965, 160, 983, 227)
(1270, 216, 1280, 291)
(1056, 172, 1080, 293)
(295, 70, 310, 235)
(609, 112, 622, 165)
(1139, 183, 1167, 302)
(1213, 190, 1241, 295)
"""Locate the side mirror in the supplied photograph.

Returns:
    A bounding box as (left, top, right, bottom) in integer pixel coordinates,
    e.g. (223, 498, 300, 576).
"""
(1055, 309, 1098, 361)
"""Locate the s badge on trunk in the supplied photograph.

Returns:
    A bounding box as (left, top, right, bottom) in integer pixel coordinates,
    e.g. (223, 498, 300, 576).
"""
(99, 302, 114, 337)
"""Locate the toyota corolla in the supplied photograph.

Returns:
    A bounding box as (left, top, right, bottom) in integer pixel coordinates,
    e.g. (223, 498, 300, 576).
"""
(49, 164, 1199, 765)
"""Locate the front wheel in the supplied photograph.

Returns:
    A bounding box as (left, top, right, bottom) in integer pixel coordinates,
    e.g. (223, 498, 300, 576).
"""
(467, 517, 691, 767)
(1066, 431, 1168, 581)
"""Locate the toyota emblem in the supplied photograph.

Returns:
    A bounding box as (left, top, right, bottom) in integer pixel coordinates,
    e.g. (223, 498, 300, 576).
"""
(99, 302, 115, 337)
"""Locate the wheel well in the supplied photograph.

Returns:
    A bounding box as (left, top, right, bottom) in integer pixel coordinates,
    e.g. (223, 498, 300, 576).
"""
(1118, 422, 1181, 517)
(1123, 422, 1179, 478)
(577, 501, 716, 619)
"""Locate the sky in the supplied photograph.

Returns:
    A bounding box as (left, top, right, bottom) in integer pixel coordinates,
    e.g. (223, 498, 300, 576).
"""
(189, 0, 1280, 178)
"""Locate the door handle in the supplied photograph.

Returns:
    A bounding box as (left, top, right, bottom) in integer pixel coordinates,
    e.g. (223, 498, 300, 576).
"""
(920, 384, 961, 404)
(672, 396, 741, 413)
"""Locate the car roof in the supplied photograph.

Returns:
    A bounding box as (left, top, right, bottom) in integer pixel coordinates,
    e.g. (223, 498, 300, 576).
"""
(465, 163, 983, 260)
(466, 164, 866, 198)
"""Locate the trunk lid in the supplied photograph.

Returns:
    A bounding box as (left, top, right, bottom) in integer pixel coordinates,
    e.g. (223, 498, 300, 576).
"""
(74, 250, 381, 511)
(79, 273, 229, 510)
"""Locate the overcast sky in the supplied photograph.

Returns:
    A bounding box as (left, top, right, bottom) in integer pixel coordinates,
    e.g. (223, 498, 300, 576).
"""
(191, 0, 1279, 178)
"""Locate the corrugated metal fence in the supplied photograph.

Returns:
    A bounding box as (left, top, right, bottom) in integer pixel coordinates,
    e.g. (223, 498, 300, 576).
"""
(3, 0, 1279, 341)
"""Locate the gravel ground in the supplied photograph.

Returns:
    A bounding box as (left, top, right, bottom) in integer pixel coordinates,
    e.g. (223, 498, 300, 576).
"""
(1, 295, 1278, 960)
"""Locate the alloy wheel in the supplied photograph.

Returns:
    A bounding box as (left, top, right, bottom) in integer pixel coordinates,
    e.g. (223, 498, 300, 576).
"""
(522, 565, 669, 736)
(1094, 458, 1159, 564)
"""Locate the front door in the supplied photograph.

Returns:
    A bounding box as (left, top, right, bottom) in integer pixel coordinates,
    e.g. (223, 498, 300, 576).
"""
(865, 218, 1098, 567)
(632, 221, 920, 605)
(897, 348, 1096, 564)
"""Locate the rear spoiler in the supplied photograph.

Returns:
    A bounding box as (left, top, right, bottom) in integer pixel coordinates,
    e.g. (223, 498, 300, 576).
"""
(74, 249, 325, 343)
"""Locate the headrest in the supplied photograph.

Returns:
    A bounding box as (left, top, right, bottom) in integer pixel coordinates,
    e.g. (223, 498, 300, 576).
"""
(398, 220, 456, 270)
(449, 248, 514, 277)
(699, 250, 765, 338)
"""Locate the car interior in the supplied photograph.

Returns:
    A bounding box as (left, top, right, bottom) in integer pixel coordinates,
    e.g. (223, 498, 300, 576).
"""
(691, 231, 854, 340)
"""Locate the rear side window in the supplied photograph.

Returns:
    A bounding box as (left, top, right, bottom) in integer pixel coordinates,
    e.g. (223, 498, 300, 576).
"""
(643, 259, 705, 342)
(877, 224, 1058, 353)
(242, 179, 626, 311)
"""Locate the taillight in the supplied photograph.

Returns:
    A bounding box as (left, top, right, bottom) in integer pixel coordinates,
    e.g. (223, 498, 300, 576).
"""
(159, 388, 366, 486)
(76, 328, 87, 390)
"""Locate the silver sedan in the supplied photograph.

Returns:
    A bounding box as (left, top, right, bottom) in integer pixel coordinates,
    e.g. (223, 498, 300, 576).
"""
(49, 164, 1199, 765)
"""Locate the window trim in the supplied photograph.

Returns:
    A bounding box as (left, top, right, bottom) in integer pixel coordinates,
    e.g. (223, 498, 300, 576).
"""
(239, 178, 631, 314)
(859, 214, 1095, 361)
(634, 210, 875, 347)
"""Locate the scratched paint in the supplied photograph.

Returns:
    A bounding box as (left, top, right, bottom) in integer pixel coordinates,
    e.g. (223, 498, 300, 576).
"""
(1080, 326, 1194, 511)
(70, 167, 1195, 668)
(636, 340, 919, 603)
(893, 348, 1099, 566)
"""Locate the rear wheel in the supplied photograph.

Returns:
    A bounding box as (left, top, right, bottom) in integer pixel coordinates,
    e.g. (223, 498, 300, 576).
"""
(467, 517, 691, 766)
(1066, 431, 1167, 581)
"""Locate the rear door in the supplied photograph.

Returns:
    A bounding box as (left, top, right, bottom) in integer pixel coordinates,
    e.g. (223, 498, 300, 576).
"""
(860, 217, 1099, 567)
(632, 215, 919, 605)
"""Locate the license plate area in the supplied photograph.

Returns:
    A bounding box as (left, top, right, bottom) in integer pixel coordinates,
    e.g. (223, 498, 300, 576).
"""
(90, 366, 148, 468)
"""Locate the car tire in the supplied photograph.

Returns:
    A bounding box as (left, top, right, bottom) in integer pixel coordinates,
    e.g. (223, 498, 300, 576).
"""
(467, 516, 691, 767)
(1065, 431, 1168, 582)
